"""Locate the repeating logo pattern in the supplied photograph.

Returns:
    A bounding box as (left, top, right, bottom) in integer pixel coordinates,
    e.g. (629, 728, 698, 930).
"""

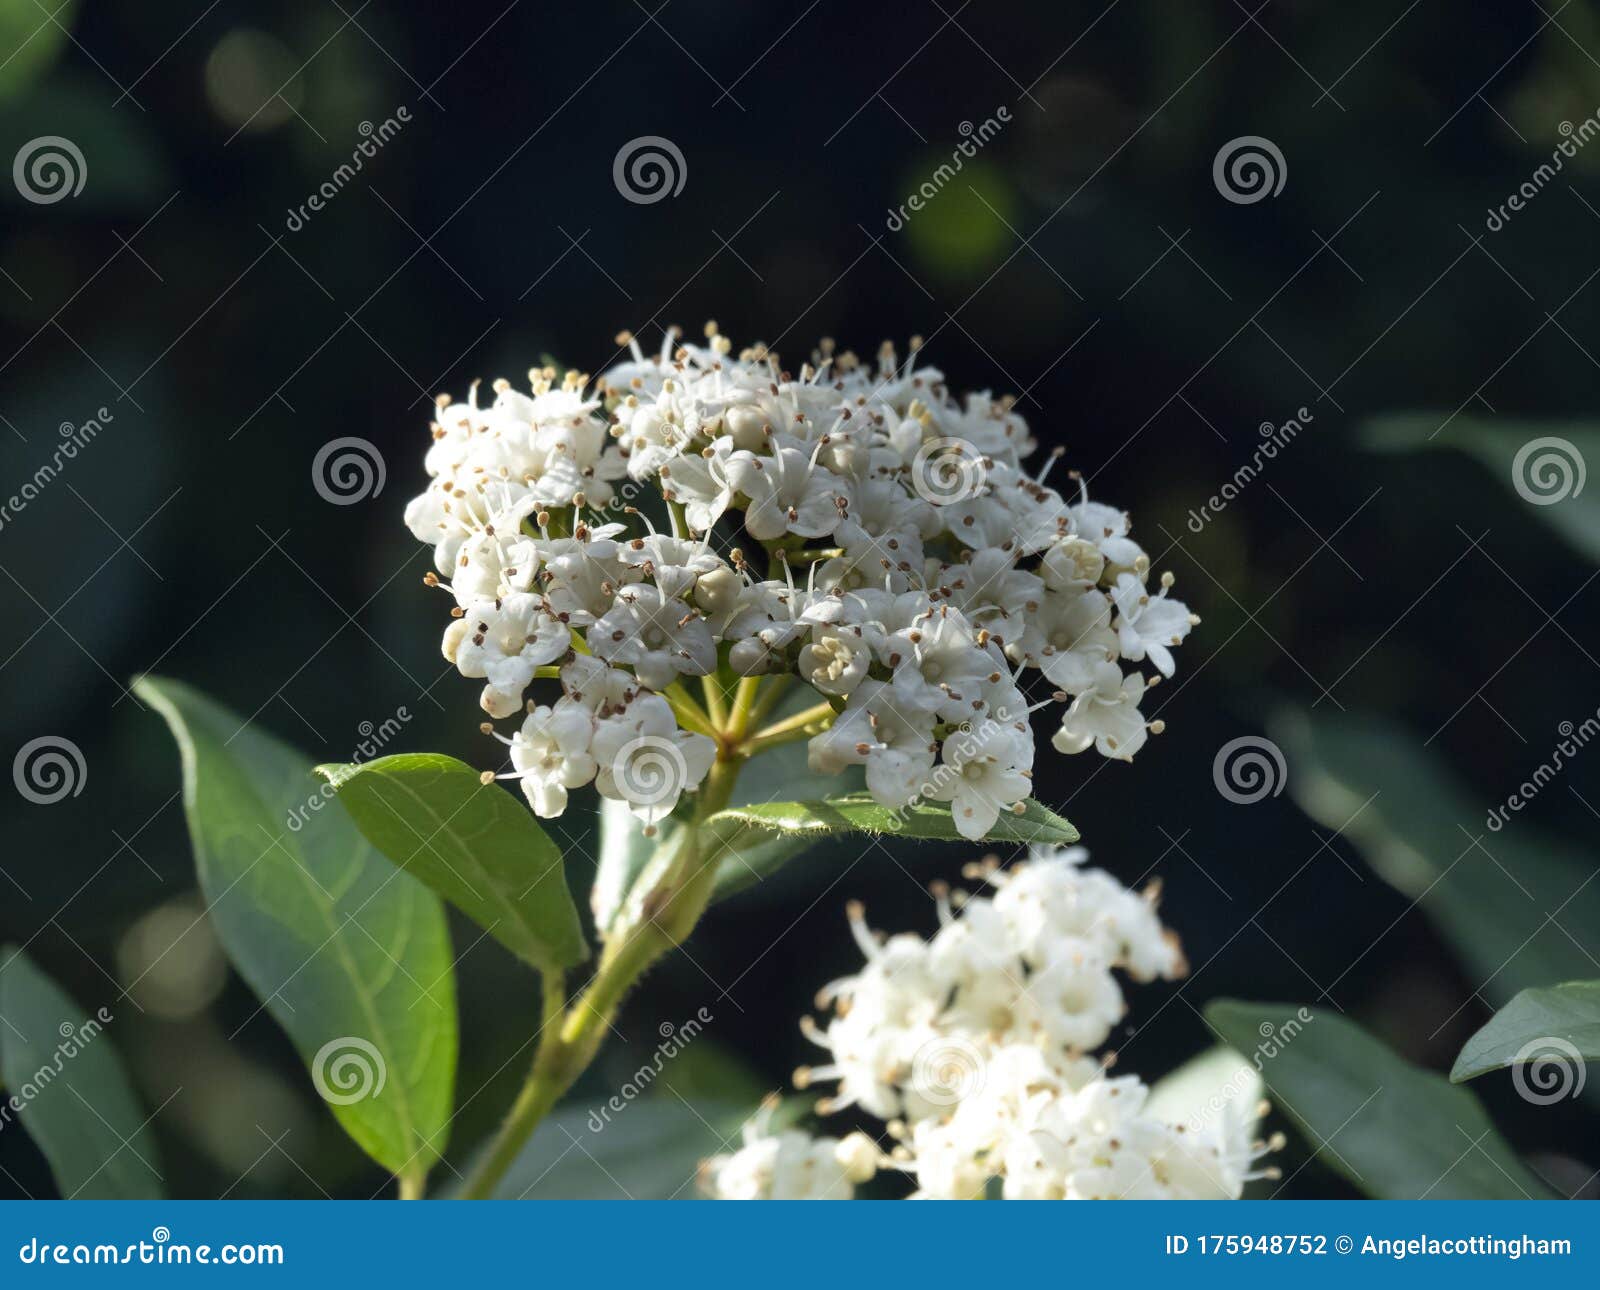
(13, 136, 86, 204)
(312, 437, 387, 505)
(613, 735, 689, 807)
(612, 136, 687, 204)
(1212, 735, 1287, 804)
(1510, 1036, 1586, 1105)
(911, 437, 987, 506)
(1213, 135, 1287, 204)
(13, 736, 87, 805)
(1511, 436, 1586, 507)
(310, 1036, 387, 1105)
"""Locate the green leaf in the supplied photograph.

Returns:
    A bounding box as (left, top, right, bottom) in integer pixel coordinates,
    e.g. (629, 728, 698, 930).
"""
(1452, 980, 1600, 1084)
(706, 792, 1078, 846)
(315, 753, 587, 973)
(135, 676, 457, 1182)
(0, 947, 162, 1198)
(1363, 414, 1600, 564)
(1277, 709, 1600, 1005)
(1206, 1000, 1551, 1199)
(457, 1099, 744, 1199)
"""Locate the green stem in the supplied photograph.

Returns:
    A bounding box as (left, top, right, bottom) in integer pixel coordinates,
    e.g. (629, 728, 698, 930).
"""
(730, 675, 762, 739)
(700, 673, 728, 730)
(737, 721, 828, 759)
(561, 756, 741, 1051)
(742, 675, 792, 733)
(662, 683, 718, 740)
(456, 760, 744, 1201)
(735, 700, 835, 757)
(397, 1173, 426, 1201)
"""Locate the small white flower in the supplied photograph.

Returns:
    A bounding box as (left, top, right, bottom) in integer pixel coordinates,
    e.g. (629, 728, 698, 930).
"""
(591, 584, 717, 690)
(656, 447, 735, 532)
(885, 606, 1001, 725)
(1040, 535, 1105, 592)
(1026, 588, 1117, 693)
(1110, 571, 1196, 678)
(808, 681, 935, 808)
(1052, 661, 1152, 761)
(453, 593, 570, 718)
(506, 699, 597, 817)
(937, 548, 1043, 655)
(797, 624, 871, 697)
(700, 1101, 869, 1200)
(925, 738, 1031, 841)
(591, 693, 715, 826)
(535, 524, 628, 625)
(726, 443, 853, 541)
(617, 531, 725, 600)
(1069, 496, 1143, 569)
(558, 654, 639, 712)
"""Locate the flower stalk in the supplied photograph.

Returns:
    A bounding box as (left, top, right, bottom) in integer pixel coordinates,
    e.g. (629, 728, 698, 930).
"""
(457, 739, 749, 1200)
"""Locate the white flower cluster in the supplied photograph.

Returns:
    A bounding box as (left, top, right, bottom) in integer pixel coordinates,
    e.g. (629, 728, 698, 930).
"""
(697, 1096, 880, 1200)
(701, 847, 1279, 1201)
(404, 326, 1196, 834)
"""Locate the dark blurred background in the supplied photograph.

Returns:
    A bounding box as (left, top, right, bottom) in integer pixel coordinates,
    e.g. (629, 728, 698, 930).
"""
(3, 0, 1599, 1198)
